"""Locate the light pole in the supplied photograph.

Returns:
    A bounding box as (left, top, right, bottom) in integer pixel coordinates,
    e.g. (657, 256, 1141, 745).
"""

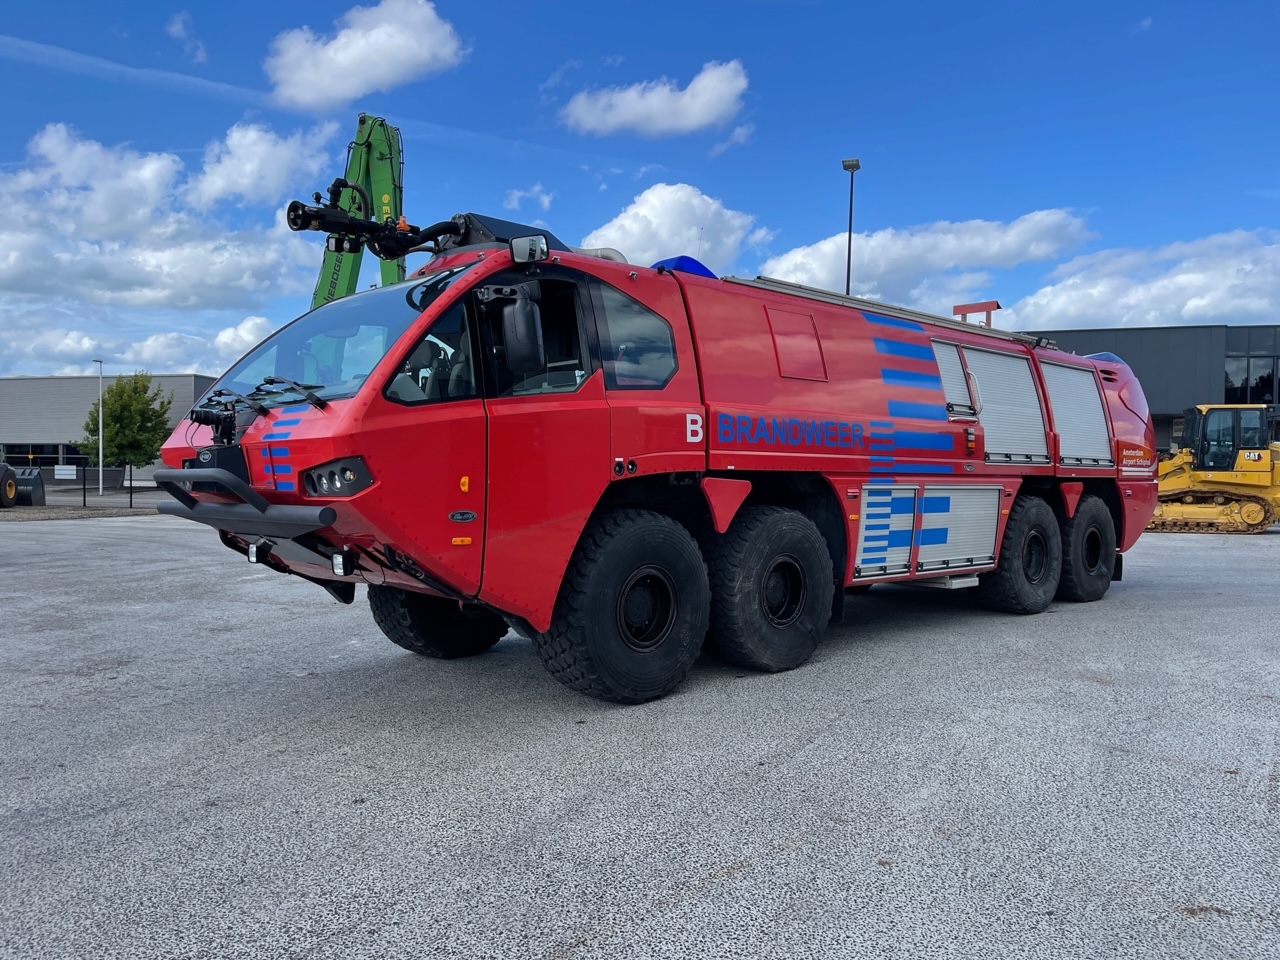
(841, 157, 861, 296)
(92, 358, 103, 496)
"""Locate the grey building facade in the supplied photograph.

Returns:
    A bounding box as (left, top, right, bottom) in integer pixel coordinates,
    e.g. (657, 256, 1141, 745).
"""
(1035, 324, 1280, 451)
(0, 374, 215, 474)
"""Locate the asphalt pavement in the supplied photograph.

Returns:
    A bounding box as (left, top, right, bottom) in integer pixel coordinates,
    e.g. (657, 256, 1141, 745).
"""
(1, 515, 1277, 959)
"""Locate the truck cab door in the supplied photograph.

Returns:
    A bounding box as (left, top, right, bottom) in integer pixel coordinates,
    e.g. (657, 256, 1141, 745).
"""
(584, 262, 705, 476)
(358, 300, 488, 596)
(472, 266, 612, 631)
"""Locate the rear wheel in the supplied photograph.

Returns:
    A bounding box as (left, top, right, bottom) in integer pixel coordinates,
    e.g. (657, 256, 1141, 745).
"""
(368, 586, 508, 658)
(1056, 494, 1116, 602)
(978, 494, 1062, 614)
(705, 506, 835, 672)
(532, 510, 709, 704)
(0, 466, 16, 508)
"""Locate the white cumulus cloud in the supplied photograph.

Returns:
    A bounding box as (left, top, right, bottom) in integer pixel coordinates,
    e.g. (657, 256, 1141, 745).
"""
(264, 0, 466, 112)
(166, 11, 207, 63)
(1007, 230, 1280, 330)
(561, 60, 748, 136)
(0, 123, 322, 375)
(185, 121, 340, 209)
(214, 316, 277, 359)
(710, 123, 754, 157)
(503, 182, 553, 212)
(582, 183, 770, 273)
(760, 210, 1093, 311)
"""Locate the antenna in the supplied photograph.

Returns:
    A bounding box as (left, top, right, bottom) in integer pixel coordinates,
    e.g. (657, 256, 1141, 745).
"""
(697, 226, 704, 259)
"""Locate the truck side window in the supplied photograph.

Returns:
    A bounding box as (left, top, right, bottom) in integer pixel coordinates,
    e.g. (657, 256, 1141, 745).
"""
(593, 283, 677, 389)
(484, 278, 591, 397)
(383, 301, 478, 405)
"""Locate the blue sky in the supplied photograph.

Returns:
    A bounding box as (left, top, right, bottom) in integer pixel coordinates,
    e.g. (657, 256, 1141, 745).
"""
(1, 0, 1277, 376)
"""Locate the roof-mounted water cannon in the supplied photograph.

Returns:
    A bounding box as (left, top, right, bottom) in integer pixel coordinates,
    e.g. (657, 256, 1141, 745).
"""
(286, 177, 454, 262)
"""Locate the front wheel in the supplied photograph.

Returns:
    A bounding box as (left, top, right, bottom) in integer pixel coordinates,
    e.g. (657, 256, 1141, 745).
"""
(533, 510, 709, 704)
(977, 494, 1062, 614)
(368, 586, 508, 658)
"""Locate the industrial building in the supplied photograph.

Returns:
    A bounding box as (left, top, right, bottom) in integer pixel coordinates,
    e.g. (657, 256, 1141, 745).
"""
(0, 374, 215, 478)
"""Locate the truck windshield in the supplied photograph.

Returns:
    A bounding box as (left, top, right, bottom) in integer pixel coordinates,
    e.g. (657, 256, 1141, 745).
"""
(202, 265, 476, 406)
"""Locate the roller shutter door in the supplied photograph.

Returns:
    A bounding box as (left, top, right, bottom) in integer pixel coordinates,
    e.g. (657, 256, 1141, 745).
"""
(1040, 362, 1114, 465)
(963, 348, 1049, 463)
(932, 341, 975, 416)
(916, 485, 1001, 572)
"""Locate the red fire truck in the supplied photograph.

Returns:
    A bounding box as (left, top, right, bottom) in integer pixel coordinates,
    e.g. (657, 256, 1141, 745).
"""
(155, 206, 1159, 704)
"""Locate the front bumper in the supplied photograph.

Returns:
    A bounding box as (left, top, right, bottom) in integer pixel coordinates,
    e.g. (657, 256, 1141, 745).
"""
(154, 467, 336, 540)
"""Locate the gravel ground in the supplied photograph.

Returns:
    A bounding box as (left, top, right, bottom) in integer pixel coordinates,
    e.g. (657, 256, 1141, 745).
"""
(1, 515, 1277, 959)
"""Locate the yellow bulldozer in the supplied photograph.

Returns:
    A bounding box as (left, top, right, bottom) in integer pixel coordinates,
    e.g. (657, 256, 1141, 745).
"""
(1147, 404, 1280, 533)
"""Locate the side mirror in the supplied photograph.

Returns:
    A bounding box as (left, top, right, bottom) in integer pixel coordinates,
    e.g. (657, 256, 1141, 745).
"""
(502, 295, 544, 373)
(510, 235, 549, 263)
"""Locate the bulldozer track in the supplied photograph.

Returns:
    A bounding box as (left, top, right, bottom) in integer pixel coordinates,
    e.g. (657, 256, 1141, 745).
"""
(1146, 488, 1277, 534)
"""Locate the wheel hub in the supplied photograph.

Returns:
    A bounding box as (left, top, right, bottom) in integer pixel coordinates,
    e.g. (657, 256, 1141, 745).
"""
(1082, 527, 1103, 574)
(1023, 531, 1047, 584)
(760, 555, 806, 628)
(616, 566, 677, 651)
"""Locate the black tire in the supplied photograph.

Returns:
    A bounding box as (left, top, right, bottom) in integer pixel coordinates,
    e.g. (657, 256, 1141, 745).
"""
(977, 494, 1062, 614)
(0, 466, 16, 509)
(1056, 494, 1117, 602)
(705, 506, 836, 672)
(532, 510, 709, 704)
(368, 586, 508, 659)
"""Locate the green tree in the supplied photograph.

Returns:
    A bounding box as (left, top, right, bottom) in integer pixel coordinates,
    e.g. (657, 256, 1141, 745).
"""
(78, 371, 175, 467)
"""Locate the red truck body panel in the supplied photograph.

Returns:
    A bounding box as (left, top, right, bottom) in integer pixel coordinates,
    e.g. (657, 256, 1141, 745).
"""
(161, 243, 1158, 636)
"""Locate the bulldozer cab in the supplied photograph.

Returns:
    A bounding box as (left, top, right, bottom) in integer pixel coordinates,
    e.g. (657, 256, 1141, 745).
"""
(1180, 405, 1270, 471)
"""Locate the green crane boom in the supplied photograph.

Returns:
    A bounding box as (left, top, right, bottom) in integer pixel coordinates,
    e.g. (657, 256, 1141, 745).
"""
(310, 114, 405, 309)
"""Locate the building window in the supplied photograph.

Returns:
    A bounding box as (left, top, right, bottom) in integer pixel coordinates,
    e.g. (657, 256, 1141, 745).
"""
(1225, 358, 1248, 403)
(1248, 357, 1275, 404)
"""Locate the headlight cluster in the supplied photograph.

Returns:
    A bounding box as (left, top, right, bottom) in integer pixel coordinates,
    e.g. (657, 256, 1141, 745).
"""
(302, 457, 374, 498)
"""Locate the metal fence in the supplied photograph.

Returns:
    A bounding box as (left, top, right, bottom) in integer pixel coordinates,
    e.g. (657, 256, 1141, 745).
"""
(20, 456, 162, 509)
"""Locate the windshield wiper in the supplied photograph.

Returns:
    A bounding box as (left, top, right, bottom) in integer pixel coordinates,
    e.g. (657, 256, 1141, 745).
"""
(204, 387, 269, 416)
(257, 376, 328, 409)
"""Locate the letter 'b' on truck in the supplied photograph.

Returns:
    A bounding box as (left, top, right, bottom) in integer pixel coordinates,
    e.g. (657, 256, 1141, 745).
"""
(156, 212, 1158, 703)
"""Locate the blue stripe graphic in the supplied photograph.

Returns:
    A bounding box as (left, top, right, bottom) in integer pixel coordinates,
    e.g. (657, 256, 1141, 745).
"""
(891, 431, 954, 451)
(882, 369, 943, 390)
(274, 481, 296, 492)
(873, 339, 934, 361)
(864, 312, 924, 332)
(281, 405, 309, 413)
(893, 463, 956, 474)
(891, 497, 915, 514)
(868, 478, 895, 484)
(271, 418, 302, 427)
(268, 464, 293, 475)
(915, 528, 948, 546)
(870, 420, 895, 429)
(262, 432, 292, 441)
(865, 523, 890, 531)
(268, 447, 290, 457)
(919, 496, 952, 514)
(887, 401, 948, 421)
